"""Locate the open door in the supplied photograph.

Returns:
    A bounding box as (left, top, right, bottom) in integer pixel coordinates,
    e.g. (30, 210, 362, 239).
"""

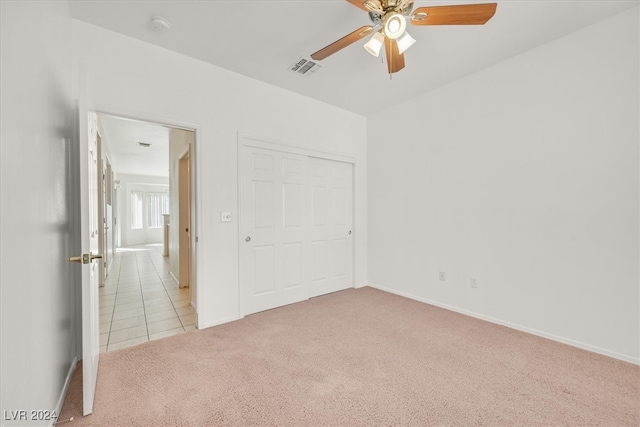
(68, 75, 101, 415)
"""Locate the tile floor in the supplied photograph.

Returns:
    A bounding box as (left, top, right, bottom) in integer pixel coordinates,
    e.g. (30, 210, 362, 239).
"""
(99, 244, 196, 352)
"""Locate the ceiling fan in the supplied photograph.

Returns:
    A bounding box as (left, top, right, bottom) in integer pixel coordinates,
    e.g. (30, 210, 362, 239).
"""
(310, 0, 497, 74)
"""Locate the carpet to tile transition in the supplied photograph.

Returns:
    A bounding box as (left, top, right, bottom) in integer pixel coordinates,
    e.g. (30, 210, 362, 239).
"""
(59, 287, 639, 426)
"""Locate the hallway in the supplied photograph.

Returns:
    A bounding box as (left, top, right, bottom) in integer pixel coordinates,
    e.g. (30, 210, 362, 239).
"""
(98, 244, 196, 352)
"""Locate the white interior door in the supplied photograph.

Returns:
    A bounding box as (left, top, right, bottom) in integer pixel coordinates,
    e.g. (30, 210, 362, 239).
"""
(309, 158, 353, 297)
(240, 146, 309, 315)
(74, 93, 101, 415)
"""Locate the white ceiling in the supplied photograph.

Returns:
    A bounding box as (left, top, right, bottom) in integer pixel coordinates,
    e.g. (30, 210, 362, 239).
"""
(97, 114, 171, 177)
(70, 0, 637, 117)
(75, 1, 636, 176)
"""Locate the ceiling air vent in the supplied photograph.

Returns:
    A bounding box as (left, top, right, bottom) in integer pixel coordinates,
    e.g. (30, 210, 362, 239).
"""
(288, 56, 322, 76)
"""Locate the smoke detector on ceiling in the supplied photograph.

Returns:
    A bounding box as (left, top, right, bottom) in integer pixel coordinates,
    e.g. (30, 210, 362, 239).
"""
(150, 16, 171, 32)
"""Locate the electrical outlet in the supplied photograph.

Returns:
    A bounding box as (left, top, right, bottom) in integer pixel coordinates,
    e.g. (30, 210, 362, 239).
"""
(470, 277, 478, 288)
(438, 271, 446, 281)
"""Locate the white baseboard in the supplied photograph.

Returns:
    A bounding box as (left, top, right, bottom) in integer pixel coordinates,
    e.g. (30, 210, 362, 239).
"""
(52, 357, 78, 426)
(367, 283, 639, 365)
(197, 315, 242, 330)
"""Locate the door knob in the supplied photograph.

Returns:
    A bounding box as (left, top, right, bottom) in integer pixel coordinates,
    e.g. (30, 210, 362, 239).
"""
(68, 252, 103, 264)
(245, 236, 251, 242)
(348, 230, 352, 235)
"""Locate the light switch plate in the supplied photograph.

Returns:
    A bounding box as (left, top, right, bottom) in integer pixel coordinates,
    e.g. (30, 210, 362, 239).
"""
(220, 211, 231, 222)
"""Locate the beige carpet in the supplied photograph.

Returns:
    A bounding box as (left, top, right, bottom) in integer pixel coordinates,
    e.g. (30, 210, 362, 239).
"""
(59, 287, 639, 426)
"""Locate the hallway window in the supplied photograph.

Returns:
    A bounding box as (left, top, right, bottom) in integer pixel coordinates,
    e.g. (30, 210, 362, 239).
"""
(147, 193, 169, 228)
(131, 191, 143, 229)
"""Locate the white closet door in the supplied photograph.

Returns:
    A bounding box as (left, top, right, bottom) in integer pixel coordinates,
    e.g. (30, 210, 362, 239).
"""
(240, 146, 309, 315)
(309, 158, 353, 297)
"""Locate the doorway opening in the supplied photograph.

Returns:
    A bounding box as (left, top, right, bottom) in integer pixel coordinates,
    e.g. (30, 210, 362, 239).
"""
(94, 113, 197, 352)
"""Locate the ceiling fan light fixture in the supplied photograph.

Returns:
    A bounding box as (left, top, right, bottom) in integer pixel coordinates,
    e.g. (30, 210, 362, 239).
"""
(396, 31, 416, 54)
(312, 1, 498, 74)
(363, 31, 385, 57)
(383, 12, 406, 40)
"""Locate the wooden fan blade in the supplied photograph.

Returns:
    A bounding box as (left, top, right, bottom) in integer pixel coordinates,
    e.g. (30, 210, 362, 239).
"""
(311, 26, 374, 61)
(384, 37, 405, 74)
(346, 0, 382, 13)
(411, 3, 497, 26)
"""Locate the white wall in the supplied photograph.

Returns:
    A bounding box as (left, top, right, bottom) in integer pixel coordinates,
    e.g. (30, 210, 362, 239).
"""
(116, 173, 169, 246)
(368, 8, 639, 363)
(0, 1, 77, 424)
(73, 20, 368, 328)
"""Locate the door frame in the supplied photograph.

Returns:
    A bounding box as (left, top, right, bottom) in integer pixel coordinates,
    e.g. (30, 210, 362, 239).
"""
(237, 132, 356, 317)
(178, 147, 191, 289)
(95, 130, 115, 287)
(93, 106, 201, 323)
(96, 131, 105, 287)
